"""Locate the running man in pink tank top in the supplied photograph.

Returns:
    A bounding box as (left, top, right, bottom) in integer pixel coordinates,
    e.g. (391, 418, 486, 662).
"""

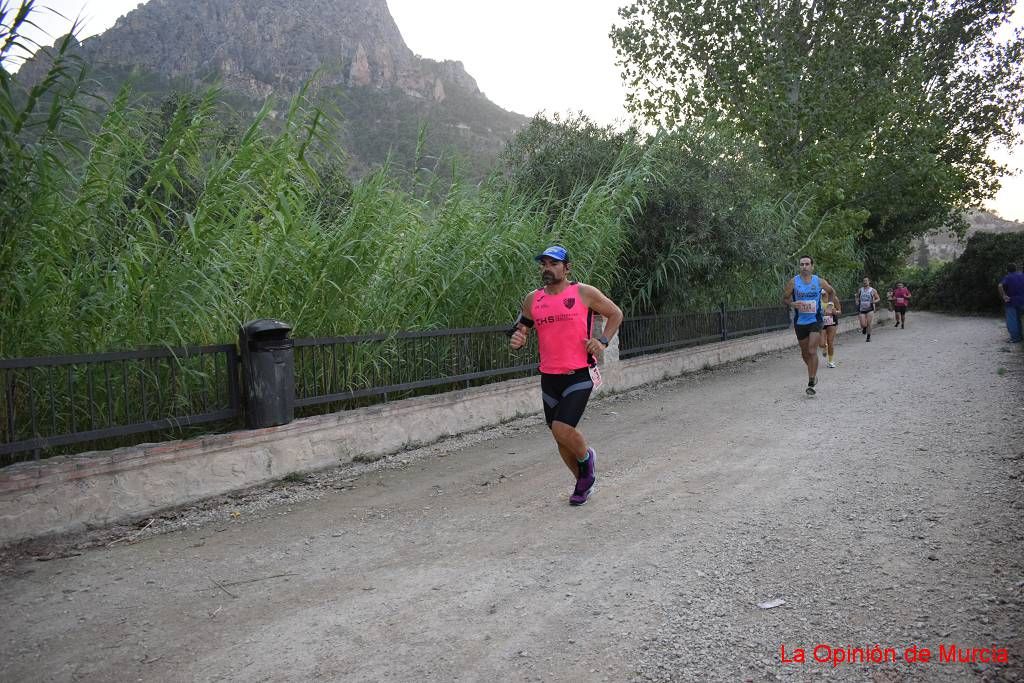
(509, 246, 623, 506)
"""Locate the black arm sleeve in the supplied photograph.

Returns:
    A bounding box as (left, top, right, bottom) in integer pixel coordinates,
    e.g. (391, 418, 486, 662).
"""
(506, 313, 534, 337)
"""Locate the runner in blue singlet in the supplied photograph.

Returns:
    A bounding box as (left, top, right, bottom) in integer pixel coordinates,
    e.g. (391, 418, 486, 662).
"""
(782, 256, 840, 395)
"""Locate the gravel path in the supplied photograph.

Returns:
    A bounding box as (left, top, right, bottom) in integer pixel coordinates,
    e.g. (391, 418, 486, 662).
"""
(1, 311, 1021, 682)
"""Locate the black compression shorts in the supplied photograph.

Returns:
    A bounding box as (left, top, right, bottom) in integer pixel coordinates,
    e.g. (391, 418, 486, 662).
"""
(794, 322, 822, 340)
(540, 368, 593, 428)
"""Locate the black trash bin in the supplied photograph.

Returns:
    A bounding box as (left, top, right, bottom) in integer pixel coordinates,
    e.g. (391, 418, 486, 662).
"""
(239, 319, 295, 428)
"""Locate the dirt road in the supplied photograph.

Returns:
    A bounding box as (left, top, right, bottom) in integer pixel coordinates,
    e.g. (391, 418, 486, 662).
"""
(1, 312, 1021, 682)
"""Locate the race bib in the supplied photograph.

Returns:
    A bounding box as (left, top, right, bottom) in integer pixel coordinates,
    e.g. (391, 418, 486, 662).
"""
(795, 300, 817, 314)
(822, 315, 834, 326)
(589, 364, 603, 391)
(895, 298, 906, 306)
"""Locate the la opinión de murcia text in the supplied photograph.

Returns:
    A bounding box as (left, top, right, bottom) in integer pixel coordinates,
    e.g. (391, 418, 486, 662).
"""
(779, 643, 1010, 668)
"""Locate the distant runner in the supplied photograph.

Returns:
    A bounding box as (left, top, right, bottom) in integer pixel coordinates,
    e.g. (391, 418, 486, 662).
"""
(509, 245, 623, 506)
(891, 282, 912, 329)
(819, 289, 829, 360)
(782, 256, 840, 395)
(856, 278, 881, 342)
(820, 300, 840, 368)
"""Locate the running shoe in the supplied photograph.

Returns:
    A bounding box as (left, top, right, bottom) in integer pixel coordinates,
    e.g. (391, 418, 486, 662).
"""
(895, 322, 899, 327)
(805, 377, 817, 396)
(866, 334, 871, 342)
(827, 361, 836, 368)
(569, 477, 594, 505)
(570, 448, 596, 506)
(861, 327, 866, 334)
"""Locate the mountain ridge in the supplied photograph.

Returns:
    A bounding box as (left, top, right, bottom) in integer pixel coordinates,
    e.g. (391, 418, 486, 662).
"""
(16, 0, 527, 176)
(912, 209, 1024, 265)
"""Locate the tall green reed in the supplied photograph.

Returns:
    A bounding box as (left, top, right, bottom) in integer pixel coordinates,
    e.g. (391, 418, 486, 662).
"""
(1, 86, 638, 357)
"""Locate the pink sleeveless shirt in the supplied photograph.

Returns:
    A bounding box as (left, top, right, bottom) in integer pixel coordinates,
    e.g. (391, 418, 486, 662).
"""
(531, 283, 593, 374)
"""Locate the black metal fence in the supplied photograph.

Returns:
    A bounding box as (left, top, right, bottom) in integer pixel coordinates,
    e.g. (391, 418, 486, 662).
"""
(615, 299, 859, 360)
(1, 344, 240, 466)
(2, 299, 857, 464)
(619, 309, 725, 359)
(293, 325, 539, 410)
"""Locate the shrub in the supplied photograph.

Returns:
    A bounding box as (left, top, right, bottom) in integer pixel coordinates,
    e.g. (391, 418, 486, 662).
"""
(902, 232, 1024, 313)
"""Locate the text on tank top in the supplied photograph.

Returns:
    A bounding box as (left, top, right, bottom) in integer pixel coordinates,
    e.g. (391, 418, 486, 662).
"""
(531, 283, 593, 374)
(793, 275, 821, 325)
(858, 288, 874, 311)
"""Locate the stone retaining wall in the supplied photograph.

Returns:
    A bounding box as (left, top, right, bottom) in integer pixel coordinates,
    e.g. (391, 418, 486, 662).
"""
(0, 310, 888, 544)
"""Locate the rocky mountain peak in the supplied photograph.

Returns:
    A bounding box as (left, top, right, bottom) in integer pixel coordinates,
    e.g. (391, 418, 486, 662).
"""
(24, 0, 485, 103)
(15, 0, 526, 178)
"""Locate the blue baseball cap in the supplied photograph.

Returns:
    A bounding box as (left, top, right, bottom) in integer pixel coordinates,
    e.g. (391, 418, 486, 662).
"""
(535, 245, 569, 262)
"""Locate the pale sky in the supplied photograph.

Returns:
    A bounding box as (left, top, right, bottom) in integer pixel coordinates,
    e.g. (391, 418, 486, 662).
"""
(9, 0, 1024, 221)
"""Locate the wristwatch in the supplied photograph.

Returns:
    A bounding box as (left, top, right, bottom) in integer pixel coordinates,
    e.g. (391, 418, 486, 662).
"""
(597, 336, 610, 347)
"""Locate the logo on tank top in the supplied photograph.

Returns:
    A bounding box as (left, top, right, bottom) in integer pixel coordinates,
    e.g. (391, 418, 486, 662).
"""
(563, 297, 576, 309)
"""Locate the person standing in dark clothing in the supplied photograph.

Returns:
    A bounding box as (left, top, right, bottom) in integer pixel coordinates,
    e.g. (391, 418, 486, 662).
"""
(998, 263, 1024, 343)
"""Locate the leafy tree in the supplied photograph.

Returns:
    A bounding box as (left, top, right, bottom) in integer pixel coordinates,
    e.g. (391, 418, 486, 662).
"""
(618, 124, 793, 312)
(611, 0, 1024, 279)
(499, 112, 634, 202)
(500, 114, 815, 313)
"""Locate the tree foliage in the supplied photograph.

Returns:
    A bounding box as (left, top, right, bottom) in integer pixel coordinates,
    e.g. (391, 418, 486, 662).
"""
(611, 0, 1024, 280)
(500, 112, 635, 201)
(498, 114, 846, 312)
(618, 125, 790, 312)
